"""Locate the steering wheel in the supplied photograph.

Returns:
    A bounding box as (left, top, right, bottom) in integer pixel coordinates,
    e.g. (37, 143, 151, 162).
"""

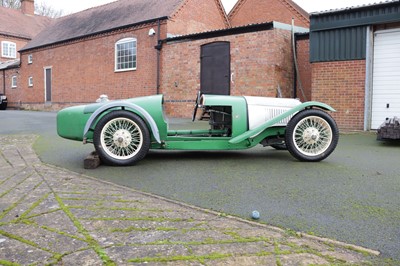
(192, 91, 201, 121)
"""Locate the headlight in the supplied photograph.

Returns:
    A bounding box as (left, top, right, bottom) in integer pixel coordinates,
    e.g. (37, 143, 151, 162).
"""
(0, 96, 6, 100)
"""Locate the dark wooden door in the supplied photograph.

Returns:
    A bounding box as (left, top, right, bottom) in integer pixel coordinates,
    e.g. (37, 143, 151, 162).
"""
(200, 42, 230, 95)
(45, 68, 52, 102)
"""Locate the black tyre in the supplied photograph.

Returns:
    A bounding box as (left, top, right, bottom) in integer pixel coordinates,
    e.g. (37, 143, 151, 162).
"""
(0, 103, 6, 110)
(270, 143, 287, 150)
(285, 109, 339, 162)
(93, 111, 150, 166)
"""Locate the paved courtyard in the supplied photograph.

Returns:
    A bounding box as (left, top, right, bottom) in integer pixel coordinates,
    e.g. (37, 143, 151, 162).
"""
(0, 134, 380, 265)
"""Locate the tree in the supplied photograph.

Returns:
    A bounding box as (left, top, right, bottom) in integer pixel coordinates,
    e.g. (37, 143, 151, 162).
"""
(1, 0, 63, 18)
(1, 0, 20, 9)
(34, 1, 63, 18)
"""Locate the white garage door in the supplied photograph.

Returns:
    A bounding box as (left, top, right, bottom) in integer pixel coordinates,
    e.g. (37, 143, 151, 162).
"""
(371, 29, 400, 129)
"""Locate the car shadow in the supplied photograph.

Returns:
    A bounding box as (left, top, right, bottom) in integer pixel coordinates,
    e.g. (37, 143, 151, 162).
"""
(378, 139, 400, 148)
(144, 148, 293, 163)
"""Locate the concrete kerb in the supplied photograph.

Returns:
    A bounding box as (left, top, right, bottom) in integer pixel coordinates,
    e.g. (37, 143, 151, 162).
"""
(0, 134, 381, 265)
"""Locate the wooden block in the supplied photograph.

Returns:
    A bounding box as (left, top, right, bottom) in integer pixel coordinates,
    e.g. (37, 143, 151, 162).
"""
(84, 151, 101, 169)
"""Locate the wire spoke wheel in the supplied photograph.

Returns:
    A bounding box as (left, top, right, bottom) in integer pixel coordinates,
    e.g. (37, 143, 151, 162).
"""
(293, 116, 332, 156)
(94, 111, 150, 166)
(285, 109, 339, 162)
(101, 117, 143, 160)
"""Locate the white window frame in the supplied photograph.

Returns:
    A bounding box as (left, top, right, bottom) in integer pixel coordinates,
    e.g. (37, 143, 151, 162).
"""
(28, 76, 33, 87)
(28, 54, 33, 64)
(11, 76, 17, 88)
(1, 41, 17, 59)
(115, 38, 137, 72)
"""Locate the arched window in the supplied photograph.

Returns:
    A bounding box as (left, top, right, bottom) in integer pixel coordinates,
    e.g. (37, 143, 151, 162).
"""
(115, 38, 137, 71)
(1, 41, 16, 58)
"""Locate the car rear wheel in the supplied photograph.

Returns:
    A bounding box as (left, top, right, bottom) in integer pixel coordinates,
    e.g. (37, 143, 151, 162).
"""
(285, 109, 339, 162)
(93, 111, 150, 166)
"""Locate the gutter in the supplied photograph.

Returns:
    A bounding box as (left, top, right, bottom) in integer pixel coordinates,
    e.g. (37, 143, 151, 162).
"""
(163, 22, 274, 44)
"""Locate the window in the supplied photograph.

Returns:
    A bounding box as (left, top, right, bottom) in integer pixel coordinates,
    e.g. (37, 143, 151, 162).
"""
(28, 77, 33, 87)
(11, 76, 17, 88)
(28, 54, 33, 64)
(115, 38, 137, 71)
(1, 41, 16, 58)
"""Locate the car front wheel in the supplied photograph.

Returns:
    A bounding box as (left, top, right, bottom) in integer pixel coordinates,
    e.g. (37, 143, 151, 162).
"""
(93, 111, 150, 166)
(285, 109, 339, 162)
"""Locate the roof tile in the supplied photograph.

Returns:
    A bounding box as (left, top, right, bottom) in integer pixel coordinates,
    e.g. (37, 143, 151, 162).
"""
(0, 6, 52, 39)
(21, 0, 184, 51)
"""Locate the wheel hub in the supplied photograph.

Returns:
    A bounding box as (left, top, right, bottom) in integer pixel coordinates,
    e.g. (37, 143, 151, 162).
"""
(113, 129, 132, 148)
(302, 128, 320, 144)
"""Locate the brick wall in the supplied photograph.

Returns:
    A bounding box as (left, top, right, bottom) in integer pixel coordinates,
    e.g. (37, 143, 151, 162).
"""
(168, 0, 227, 36)
(9, 0, 230, 110)
(312, 60, 366, 130)
(1, 68, 20, 101)
(13, 23, 165, 110)
(21, 0, 35, 16)
(161, 28, 295, 117)
(229, 0, 309, 28)
(295, 37, 311, 102)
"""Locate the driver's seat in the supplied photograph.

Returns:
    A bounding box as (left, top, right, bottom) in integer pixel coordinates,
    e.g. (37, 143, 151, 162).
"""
(199, 107, 210, 121)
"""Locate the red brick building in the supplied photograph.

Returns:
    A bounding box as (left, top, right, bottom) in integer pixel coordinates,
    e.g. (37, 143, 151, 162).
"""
(0, 0, 51, 97)
(0, 0, 50, 62)
(11, 0, 228, 110)
(5, 0, 311, 122)
(229, 0, 309, 28)
(8, 0, 309, 111)
(309, 1, 400, 130)
(161, 23, 308, 116)
(4, 0, 399, 131)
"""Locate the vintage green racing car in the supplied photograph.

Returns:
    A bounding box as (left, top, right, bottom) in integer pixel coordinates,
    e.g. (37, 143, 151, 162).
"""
(57, 93, 339, 166)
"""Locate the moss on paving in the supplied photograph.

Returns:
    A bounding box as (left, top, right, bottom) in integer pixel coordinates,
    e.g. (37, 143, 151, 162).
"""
(0, 134, 386, 265)
(53, 194, 116, 265)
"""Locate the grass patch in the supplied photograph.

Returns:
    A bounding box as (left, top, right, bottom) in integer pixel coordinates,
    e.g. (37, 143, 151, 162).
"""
(85, 217, 193, 222)
(40, 225, 86, 241)
(0, 229, 55, 254)
(0, 260, 20, 266)
(114, 199, 145, 203)
(15, 192, 50, 221)
(110, 226, 149, 233)
(128, 253, 232, 263)
(0, 179, 43, 220)
(53, 193, 116, 265)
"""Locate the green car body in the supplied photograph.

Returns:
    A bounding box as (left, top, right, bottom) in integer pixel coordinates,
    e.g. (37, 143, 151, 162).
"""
(57, 94, 339, 165)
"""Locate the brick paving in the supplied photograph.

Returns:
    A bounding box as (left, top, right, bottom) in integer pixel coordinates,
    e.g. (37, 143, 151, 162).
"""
(0, 135, 379, 265)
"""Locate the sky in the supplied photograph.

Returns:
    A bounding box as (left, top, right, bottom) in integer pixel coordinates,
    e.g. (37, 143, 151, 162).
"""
(36, 0, 378, 16)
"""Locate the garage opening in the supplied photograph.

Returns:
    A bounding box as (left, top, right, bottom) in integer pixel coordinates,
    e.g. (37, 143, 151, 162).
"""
(371, 29, 400, 129)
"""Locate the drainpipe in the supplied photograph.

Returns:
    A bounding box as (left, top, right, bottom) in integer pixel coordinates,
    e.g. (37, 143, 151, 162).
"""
(155, 19, 162, 95)
(364, 26, 374, 131)
(293, 33, 297, 99)
(291, 18, 307, 101)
